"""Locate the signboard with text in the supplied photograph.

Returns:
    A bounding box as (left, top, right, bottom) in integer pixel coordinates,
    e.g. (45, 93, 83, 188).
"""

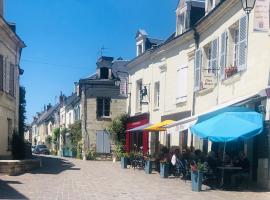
(254, 0, 270, 32)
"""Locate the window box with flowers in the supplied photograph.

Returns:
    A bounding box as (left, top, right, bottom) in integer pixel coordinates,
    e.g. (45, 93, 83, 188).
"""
(225, 65, 238, 78)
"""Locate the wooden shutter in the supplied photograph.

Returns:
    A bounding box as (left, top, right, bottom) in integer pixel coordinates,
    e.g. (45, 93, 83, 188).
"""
(194, 49, 201, 91)
(238, 15, 248, 71)
(220, 31, 227, 79)
(176, 66, 188, 103)
(9, 64, 15, 96)
(0, 55, 3, 91)
(5, 61, 9, 93)
(211, 38, 218, 75)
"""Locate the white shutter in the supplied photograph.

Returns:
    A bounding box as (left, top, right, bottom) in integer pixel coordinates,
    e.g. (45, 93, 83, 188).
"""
(211, 39, 218, 75)
(220, 31, 227, 79)
(194, 49, 201, 91)
(176, 66, 188, 103)
(238, 15, 248, 71)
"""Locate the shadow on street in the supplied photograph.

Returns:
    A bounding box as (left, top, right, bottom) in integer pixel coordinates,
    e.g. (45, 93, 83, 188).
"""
(0, 179, 27, 199)
(30, 155, 80, 175)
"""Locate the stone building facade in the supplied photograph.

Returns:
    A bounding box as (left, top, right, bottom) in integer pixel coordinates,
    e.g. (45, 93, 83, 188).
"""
(79, 56, 128, 158)
(0, 0, 26, 158)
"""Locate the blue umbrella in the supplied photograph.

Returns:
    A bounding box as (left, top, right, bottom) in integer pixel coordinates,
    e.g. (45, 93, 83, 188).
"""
(190, 107, 263, 187)
(191, 108, 263, 142)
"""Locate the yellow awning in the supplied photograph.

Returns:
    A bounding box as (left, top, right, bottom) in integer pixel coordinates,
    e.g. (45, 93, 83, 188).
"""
(144, 120, 175, 131)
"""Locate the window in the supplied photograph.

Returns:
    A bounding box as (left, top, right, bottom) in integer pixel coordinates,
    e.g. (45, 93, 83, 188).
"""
(69, 112, 72, 124)
(154, 81, 160, 109)
(74, 106, 80, 121)
(100, 67, 109, 79)
(177, 13, 185, 35)
(0, 55, 3, 91)
(226, 16, 248, 78)
(138, 44, 143, 55)
(176, 66, 188, 103)
(203, 39, 218, 75)
(136, 79, 142, 112)
(7, 119, 12, 151)
(97, 98, 111, 117)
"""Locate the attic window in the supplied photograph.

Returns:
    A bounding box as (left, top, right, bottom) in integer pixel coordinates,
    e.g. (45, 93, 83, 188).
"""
(100, 67, 109, 79)
(138, 44, 143, 55)
(177, 13, 186, 35)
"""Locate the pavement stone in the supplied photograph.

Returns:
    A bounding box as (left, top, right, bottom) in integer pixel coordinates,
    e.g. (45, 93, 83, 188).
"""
(0, 155, 269, 200)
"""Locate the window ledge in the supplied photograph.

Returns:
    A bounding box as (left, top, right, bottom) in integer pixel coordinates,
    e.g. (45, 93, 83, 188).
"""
(153, 108, 159, 112)
(196, 87, 215, 96)
(222, 73, 241, 86)
(176, 98, 187, 106)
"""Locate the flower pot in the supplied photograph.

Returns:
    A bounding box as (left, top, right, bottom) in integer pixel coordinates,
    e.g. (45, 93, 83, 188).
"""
(144, 160, 152, 174)
(160, 162, 169, 178)
(191, 171, 203, 192)
(121, 157, 128, 169)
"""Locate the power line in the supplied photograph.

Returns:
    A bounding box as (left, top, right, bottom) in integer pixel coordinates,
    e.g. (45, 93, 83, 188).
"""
(21, 58, 89, 69)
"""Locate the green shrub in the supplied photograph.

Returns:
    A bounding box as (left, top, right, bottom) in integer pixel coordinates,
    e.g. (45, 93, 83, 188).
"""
(86, 149, 97, 160)
(12, 131, 25, 159)
(113, 143, 124, 160)
(76, 141, 83, 159)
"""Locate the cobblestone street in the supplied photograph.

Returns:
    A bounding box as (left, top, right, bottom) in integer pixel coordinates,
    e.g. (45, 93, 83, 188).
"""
(0, 156, 269, 200)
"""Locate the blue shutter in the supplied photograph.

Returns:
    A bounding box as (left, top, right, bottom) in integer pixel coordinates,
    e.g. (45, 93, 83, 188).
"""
(194, 49, 201, 91)
(238, 15, 248, 71)
(220, 31, 227, 79)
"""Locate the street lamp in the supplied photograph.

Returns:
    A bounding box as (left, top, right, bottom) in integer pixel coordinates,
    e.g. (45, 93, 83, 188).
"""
(241, 0, 256, 14)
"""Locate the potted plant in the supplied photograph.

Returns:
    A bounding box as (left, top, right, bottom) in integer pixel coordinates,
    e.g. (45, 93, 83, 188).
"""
(144, 155, 154, 174)
(120, 153, 129, 169)
(160, 159, 170, 178)
(190, 161, 204, 192)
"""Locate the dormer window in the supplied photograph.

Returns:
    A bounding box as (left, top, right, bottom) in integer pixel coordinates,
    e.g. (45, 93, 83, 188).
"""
(100, 67, 109, 79)
(138, 44, 143, 56)
(206, 0, 220, 14)
(177, 12, 186, 35)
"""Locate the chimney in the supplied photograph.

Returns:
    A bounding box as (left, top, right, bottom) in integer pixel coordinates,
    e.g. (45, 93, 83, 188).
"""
(96, 56, 113, 79)
(0, 0, 4, 17)
(47, 103, 52, 111)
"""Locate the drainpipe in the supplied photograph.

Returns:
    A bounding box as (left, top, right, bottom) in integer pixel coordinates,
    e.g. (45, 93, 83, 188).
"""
(190, 27, 200, 147)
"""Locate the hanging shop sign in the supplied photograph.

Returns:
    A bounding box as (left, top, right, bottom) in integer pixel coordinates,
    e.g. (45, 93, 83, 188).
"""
(254, 0, 270, 32)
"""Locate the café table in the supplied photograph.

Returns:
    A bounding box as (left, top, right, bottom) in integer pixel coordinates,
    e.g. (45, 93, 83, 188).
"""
(217, 166, 242, 187)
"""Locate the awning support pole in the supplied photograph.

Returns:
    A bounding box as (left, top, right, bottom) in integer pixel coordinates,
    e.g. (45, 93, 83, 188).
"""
(221, 142, 227, 187)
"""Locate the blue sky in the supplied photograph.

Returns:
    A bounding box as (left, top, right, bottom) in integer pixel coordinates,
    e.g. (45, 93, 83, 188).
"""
(5, 0, 177, 122)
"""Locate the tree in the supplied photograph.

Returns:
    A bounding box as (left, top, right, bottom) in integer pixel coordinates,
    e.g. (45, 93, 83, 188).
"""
(69, 121, 82, 153)
(12, 86, 27, 159)
(52, 128, 60, 145)
(107, 113, 129, 145)
(19, 87, 26, 139)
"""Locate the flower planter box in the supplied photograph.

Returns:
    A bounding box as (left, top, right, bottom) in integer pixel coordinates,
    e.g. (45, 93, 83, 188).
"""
(191, 171, 203, 192)
(160, 162, 169, 178)
(121, 157, 128, 169)
(144, 160, 152, 174)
